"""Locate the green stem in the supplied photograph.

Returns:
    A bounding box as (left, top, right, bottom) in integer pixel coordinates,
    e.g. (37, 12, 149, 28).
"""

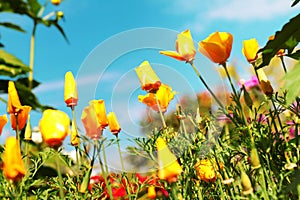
(270, 96, 283, 131)
(116, 136, 125, 171)
(56, 150, 65, 199)
(171, 182, 179, 200)
(154, 93, 167, 128)
(71, 107, 81, 168)
(279, 56, 287, 74)
(29, 22, 37, 90)
(222, 63, 237, 97)
(189, 62, 224, 109)
(0, 96, 7, 104)
(101, 140, 113, 199)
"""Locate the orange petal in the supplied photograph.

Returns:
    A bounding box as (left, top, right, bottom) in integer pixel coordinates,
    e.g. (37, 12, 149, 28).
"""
(107, 112, 121, 135)
(10, 105, 31, 130)
(0, 114, 8, 135)
(159, 51, 186, 61)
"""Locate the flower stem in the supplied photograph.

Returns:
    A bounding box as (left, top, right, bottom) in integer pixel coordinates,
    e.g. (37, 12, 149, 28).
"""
(222, 63, 237, 97)
(279, 56, 287, 74)
(154, 93, 167, 128)
(189, 62, 224, 109)
(56, 150, 65, 199)
(116, 136, 125, 171)
(101, 139, 113, 199)
(29, 23, 37, 90)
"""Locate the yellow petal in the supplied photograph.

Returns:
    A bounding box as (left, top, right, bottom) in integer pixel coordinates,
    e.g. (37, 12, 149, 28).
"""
(89, 99, 108, 128)
(156, 137, 182, 182)
(135, 61, 161, 93)
(107, 112, 121, 135)
(3, 136, 26, 181)
(7, 81, 22, 114)
(176, 29, 196, 62)
(0, 114, 8, 135)
(81, 105, 102, 139)
(242, 38, 259, 63)
(64, 71, 78, 107)
(159, 51, 186, 61)
(39, 109, 70, 147)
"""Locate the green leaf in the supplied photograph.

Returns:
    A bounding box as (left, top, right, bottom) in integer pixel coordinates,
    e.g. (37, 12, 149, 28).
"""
(286, 49, 300, 60)
(27, 0, 42, 16)
(40, 19, 69, 43)
(257, 14, 300, 69)
(0, 22, 26, 32)
(0, 49, 30, 77)
(291, 0, 300, 7)
(282, 62, 300, 105)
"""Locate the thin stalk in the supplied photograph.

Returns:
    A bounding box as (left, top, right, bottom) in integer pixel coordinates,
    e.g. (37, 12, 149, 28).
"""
(56, 150, 65, 199)
(29, 22, 37, 90)
(279, 56, 287, 74)
(154, 93, 166, 128)
(116, 136, 125, 171)
(270, 97, 283, 131)
(171, 182, 179, 200)
(189, 62, 224, 109)
(222, 63, 237, 97)
(101, 140, 113, 199)
(71, 107, 81, 168)
(14, 114, 20, 144)
(0, 96, 7, 104)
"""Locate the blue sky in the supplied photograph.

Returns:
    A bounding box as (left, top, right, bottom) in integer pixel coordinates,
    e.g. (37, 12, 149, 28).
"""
(0, 0, 299, 169)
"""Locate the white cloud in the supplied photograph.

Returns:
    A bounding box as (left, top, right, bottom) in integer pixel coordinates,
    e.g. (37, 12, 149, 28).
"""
(208, 0, 297, 21)
(34, 72, 120, 94)
(168, 0, 298, 29)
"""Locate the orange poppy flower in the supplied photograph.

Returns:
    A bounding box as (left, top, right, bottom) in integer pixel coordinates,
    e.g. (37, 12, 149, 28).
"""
(138, 84, 176, 113)
(89, 99, 108, 128)
(81, 104, 103, 139)
(64, 71, 78, 107)
(39, 109, 70, 147)
(198, 31, 233, 64)
(194, 159, 221, 183)
(160, 29, 196, 63)
(107, 112, 121, 136)
(135, 61, 161, 93)
(242, 38, 259, 63)
(156, 137, 182, 183)
(3, 136, 26, 182)
(7, 81, 22, 114)
(10, 105, 31, 130)
(0, 114, 8, 135)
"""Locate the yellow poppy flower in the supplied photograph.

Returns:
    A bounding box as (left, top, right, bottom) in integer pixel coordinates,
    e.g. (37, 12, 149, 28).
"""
(242, 38, 259, 63)
(64, 71, 78, 107)
(81, 104, 103, 139)
(89, 99, 108, 128)
(198, 31, 233, 64)
(7, 81, 22, 114)
(10, 105, 31, 130)
(135, 61, 161, 93)
(156, 137, 182, 183)
(51, 0, 61, 5)
(194, 159, 218, 182)
(0, 114, 8, 135)
(107, 112, 121, 136)
(138, 84, 176, 113)
(39, 109, 70, 147)
(3, 136, 26, 182)
(160, 29, 196, 63)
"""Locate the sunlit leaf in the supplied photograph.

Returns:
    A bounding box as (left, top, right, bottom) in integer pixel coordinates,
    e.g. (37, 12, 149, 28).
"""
(0, 49, 30, 77)
(0, 22, 26, 32)
(257, 14, 300, 69)
(27, 0, 42, 16)
(282, 62, 300, 105)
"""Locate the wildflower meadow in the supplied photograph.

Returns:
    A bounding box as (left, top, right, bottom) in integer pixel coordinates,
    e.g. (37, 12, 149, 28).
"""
(0, 0, 300, 199)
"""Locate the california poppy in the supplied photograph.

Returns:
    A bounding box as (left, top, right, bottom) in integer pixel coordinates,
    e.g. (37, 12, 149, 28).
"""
(107, 112, 121, 136)
(198, 31, 233, 64)
(3, 136, 26, 181)
(156, 137, 182, 183)
(160, 29, 196, 63)
(135, 61, 161, 93)
(39, 109, 70, 147)
(64, 71, 78, 107)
